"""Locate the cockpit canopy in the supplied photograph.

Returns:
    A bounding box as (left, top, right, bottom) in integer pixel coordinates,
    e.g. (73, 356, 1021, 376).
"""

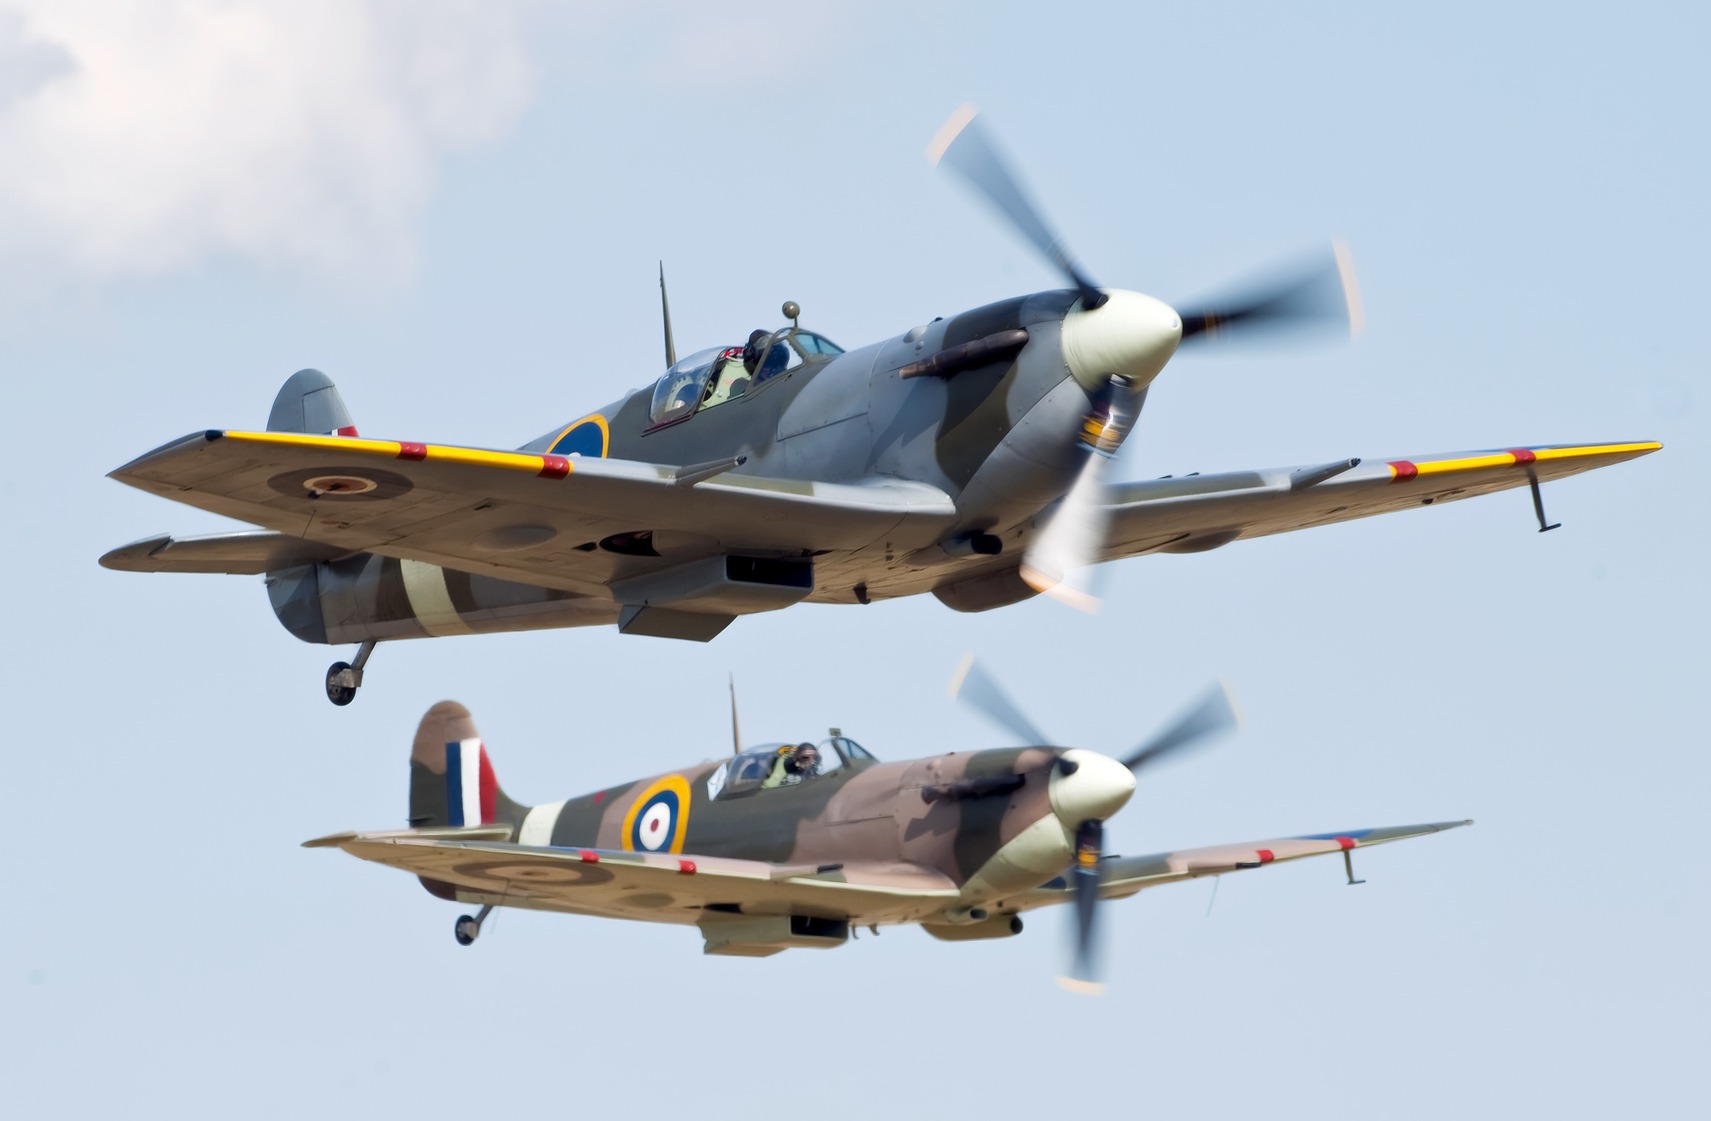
(706, 735, 875, 800)
(647, 328, 844, 428)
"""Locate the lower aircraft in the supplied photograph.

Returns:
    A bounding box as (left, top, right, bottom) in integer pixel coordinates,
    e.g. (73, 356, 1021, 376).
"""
(308, 661, 1470, 990)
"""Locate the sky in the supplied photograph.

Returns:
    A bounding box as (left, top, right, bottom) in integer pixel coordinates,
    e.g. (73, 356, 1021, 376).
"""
(2, 2, 1705, 1117)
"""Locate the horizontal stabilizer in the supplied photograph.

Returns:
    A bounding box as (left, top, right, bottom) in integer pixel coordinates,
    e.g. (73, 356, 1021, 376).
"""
(100, 531, 350, 574)
(301, 823, 515, 849)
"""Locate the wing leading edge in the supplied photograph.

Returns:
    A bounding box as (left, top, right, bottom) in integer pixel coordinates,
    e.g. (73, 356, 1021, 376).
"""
(1009, 819, 1473, 911)
(107, 429, 958, 592)
(106, 430, 1658, 592)
(321, 821, 1467, 939)
(1097, 441, 1659, 560)
(317, 834, 960, 926)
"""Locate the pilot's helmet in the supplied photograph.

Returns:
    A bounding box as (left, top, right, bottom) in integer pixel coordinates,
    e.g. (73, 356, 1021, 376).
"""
(742, 329, 769, 369)
(788, 741, 820, 774)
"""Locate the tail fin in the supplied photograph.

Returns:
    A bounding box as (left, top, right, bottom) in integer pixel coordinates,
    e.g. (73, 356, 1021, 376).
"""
(408, 701, 523, 828)
(268, 368, 357, 436)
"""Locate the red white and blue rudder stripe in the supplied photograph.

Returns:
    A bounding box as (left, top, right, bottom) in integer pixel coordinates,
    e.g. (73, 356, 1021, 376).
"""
(444, 738, 498, 826)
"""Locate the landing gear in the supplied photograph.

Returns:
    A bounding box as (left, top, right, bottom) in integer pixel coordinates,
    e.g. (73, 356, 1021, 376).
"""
(454, 904, 494, 946)
(324, 640, 377, 706)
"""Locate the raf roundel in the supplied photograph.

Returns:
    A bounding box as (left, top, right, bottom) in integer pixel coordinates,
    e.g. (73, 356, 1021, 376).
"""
(622, 775, 691, 853)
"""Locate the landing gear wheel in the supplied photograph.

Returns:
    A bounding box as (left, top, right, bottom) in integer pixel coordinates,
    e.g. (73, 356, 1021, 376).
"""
(325, 661, 357, 706)
(324, 640, 376, 707)
(454, 914, 481, 946)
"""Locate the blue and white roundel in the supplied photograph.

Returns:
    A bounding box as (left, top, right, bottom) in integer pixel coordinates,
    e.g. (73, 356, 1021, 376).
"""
(634, 800, 674, 850)
(622, 775, 690, 853)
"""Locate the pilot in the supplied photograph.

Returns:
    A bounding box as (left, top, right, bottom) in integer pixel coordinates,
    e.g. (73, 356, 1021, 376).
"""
(762, 742, 820, 789)
(744, 329, 789, 383)
(741, 330, 769, 375)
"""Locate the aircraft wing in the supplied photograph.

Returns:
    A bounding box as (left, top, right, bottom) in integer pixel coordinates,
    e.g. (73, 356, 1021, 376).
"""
(1097, 442, 1660, 560)
(1010, 819, 1472, 911)
(107, 430, 957, 592)
(320, 834, 960, 924)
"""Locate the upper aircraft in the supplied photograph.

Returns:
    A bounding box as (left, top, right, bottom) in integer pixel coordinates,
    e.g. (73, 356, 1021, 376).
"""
(102, 107, 1660, 704)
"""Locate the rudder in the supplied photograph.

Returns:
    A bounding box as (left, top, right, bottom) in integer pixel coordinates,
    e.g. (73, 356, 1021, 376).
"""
(408, 701, 523, 828)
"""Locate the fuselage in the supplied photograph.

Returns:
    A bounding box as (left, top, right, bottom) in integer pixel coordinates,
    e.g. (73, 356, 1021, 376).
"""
(502, 740, 1135, 917)
(522, 287, 1179, 597)
(265, 286, 1183, 646)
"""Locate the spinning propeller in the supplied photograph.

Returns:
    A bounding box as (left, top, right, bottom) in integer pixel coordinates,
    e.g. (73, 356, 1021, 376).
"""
(948, 656, 1241, 992)
(929, 105, 1362, 609)
(928, 105, 1108, 311)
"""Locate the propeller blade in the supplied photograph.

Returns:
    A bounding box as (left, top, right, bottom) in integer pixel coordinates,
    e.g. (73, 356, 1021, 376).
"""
(1120, 681, 1241, 773)
(928, 104, 1107, 309)
(1061, 818, 1105, 994)
(1177, 242, 1363, 346)
(947, 655, 1052, 746)
(1019, 375, 1141, 610)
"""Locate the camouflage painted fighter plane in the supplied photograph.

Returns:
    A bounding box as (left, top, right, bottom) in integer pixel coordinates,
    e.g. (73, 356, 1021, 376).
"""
(307, 662, 1469, 990)
(103, 107, 1660, 704)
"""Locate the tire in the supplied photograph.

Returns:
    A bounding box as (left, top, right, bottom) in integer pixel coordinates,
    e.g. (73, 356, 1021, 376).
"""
(325, 661, 356, 706)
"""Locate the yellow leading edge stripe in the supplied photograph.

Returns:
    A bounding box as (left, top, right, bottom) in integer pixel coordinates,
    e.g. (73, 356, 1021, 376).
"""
(1394, 441, 1662, 479)
(225, 431, 1657, 483)
(225, 430, 573, 476)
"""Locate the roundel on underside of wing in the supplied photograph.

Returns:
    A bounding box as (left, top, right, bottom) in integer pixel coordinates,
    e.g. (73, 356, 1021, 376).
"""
(549, 415, 610, 458)
(266, 465, 415, 500)
(622, 775, 692, 853)
(448, 859, 616, 888)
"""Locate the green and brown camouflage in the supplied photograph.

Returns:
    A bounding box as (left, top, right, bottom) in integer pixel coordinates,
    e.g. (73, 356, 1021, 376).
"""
(308, 699, 1471, 963)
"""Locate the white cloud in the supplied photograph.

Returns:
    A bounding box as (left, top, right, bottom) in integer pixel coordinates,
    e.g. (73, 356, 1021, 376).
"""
(0, 1, 534, 289)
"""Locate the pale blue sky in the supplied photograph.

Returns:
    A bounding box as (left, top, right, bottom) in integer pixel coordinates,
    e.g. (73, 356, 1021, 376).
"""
(2, 3, 1704, 1118)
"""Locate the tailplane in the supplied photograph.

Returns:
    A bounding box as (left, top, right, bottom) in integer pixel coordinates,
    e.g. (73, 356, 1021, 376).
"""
(267, 368, 356, 436)
(409, 701, 525, 829)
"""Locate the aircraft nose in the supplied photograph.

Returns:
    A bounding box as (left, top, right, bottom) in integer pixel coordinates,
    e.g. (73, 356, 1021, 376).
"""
(1060, 289, 1182, 393)
(1049, 749, 1136, 827)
